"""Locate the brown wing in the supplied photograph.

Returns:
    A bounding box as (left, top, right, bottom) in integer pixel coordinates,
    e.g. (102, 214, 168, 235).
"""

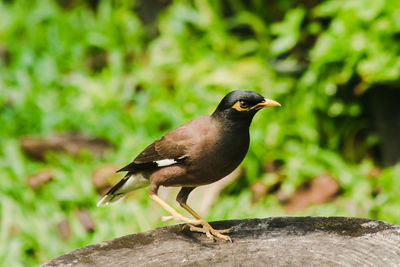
(117, 117, 204, 173)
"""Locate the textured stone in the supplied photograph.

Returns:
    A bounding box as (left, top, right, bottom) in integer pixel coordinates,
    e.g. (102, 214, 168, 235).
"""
(42, 217, 400, 267)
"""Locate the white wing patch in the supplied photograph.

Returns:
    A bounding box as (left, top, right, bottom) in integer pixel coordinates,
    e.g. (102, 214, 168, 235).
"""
(155, 156, 187, 167)
(155, 159, 177, 167)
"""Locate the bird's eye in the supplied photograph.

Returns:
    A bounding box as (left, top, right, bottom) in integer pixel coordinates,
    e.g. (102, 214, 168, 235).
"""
(240, 101, 249, 109)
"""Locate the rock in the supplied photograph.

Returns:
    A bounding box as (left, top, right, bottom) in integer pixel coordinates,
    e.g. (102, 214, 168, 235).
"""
(42, 217, 400, 267)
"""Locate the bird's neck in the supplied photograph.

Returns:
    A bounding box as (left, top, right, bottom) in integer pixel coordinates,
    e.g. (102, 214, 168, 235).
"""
(211, 113, 252, 135)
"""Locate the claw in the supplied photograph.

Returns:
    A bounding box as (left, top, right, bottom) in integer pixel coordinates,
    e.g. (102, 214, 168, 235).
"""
(188, 223, 232, 242)
(149, 193, 231, 241)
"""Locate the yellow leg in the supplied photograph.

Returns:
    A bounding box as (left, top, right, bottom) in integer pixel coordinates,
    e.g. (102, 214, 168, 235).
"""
(181, 203, 231, 242)
(149, 194, 202, 225)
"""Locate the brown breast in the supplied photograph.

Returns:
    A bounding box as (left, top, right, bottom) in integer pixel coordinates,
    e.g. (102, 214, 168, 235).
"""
(149, 116, 250, 187)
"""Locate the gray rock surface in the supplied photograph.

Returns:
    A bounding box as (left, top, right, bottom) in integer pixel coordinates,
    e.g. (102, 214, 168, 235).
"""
(42, 217, 400, 267)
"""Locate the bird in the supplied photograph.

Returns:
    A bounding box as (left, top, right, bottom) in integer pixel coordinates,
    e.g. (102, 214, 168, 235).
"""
(97, 90, 281, 241)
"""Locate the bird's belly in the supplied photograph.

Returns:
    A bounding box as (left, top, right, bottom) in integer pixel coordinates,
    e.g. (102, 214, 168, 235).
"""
(154, 161, 242, 188)
(168, 139, 248, 186)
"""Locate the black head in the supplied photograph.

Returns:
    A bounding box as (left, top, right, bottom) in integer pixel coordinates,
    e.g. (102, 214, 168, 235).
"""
(212, 90, 280, 128)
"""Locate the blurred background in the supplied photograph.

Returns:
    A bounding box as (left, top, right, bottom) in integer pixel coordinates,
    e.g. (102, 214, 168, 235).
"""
(1, 0, 400, 265)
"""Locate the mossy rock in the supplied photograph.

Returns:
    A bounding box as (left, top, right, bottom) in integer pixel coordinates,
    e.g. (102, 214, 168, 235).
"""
(42, 217, 400, 266)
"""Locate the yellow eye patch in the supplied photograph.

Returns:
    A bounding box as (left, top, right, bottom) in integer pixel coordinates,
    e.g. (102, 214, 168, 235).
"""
(232, 101, 251, 112)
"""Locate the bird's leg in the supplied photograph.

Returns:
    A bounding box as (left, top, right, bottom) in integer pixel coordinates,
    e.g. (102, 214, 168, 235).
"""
(181, 203, 231, 241)
(148, 185, 202, 225)
(177, 187, 232, 242)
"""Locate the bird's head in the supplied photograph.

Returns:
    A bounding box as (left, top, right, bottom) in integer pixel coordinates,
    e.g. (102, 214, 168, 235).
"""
(212, 90, 281, 128)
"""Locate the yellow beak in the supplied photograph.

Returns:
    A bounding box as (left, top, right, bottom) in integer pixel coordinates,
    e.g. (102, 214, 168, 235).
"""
(252, 98, 281, 110)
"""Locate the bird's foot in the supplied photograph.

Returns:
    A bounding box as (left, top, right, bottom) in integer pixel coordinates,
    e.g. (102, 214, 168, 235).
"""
(185, 222, 232, 242)
(161, 214, 202, 225)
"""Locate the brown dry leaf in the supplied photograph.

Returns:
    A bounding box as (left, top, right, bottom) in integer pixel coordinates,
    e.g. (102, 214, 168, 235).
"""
(284, 173, 340, 213)
(20, 132, 112, 161)
(368, 167, 382, 178)
(27, 169, 53, 190)
(251, 181, 268, 204)
(76, 209, 95, 232)
(57, 219, 71, 241)
(92, 164, 119, 195)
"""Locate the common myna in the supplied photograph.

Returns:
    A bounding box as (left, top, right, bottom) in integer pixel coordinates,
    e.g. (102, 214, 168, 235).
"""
(97, 90, 280, 241)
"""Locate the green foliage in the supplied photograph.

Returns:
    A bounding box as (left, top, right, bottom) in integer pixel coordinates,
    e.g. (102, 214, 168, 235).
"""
(313, 0, 400, 86)
(0, 0, 399, 265)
